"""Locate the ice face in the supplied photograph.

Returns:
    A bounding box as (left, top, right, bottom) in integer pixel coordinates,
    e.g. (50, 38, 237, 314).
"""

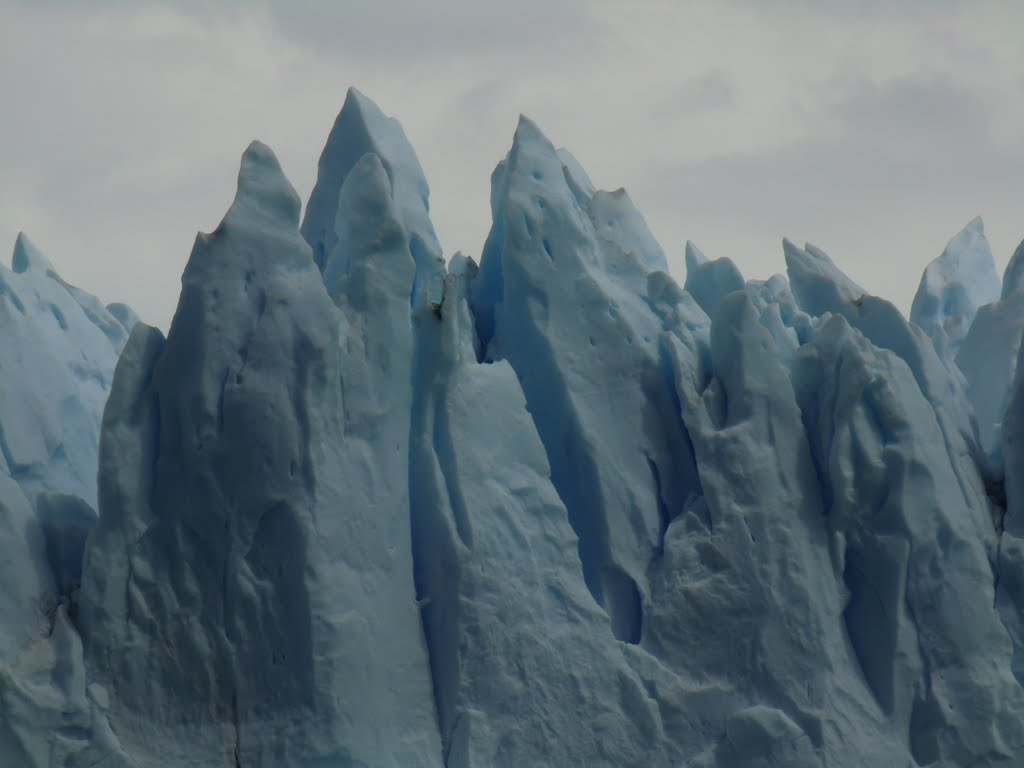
(0, 234, 138, 767)
(683, 240, 744, 318)
(785, 238, 995, 541)
(1, 88, 1023, 767)
(0, 233, 134, 511)
(302, 86, 445, 310)
(409, 256, 700, 767)
(78, 141, 441, 767)
(793, 315, 1023, 765)
(956, 238, 1024, 468)
(471, 115, 702, 646)
(911, 216, 1000, 360)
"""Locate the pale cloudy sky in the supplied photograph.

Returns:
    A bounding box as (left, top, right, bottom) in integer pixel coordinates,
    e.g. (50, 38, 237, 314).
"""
(1, 1, 1022, 328)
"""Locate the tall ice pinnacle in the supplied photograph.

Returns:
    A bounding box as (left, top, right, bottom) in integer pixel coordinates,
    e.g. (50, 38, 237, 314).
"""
(2, 85, 1024, 768)
(78, 140, 442, 767)
(301, 87, 445, 308)
(911, 216, 999, 360)
(471, 115, 701, 643)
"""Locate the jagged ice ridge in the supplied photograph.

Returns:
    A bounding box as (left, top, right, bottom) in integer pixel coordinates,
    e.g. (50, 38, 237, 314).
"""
(1, 87, 1023, 767)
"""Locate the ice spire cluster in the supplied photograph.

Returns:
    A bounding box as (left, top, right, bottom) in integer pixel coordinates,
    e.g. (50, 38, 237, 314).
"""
(1, 88, 1022, 767)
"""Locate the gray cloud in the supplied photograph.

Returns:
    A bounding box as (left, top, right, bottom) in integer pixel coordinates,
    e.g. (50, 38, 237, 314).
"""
(0, 1, 1021, 328)
(637, 75, 1023, 309)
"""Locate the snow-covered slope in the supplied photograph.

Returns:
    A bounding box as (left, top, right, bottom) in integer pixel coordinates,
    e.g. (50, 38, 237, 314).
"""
(1, 88, 1022, 767)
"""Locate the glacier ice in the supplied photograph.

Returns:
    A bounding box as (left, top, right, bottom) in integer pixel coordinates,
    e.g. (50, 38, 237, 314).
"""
(911, 216, 1000, 361)
(1, 86, 1023, 767)
(0, 233, 134, 512)
(0, 233, 135, 766)
(79, 141, 441, 767)
(683, 239, 744, 318)
(956, 237, 1024, 467)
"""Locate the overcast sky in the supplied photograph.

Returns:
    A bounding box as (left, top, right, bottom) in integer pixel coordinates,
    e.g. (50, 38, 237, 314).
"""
(1, 1, 1022, 329)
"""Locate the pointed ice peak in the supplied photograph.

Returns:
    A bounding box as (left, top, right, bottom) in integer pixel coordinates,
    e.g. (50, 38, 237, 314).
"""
(964, 214, 984, 233)
(684, 241, 708, 272)
(803, 242, 840, 265)
(448, 250, 477, 280)
(11, 232, 55, 275)
(682, 241, 744, 319)
(323, 151, 411, 300)
(784, 239, 865, 316)
(513, 113, 548, 145)
(226, 140, 301, 230)
(781, 237, 801, 259)
(505, 116, 588, 214)
(334, 152, 398, 240)
(302, 88, 440, 273)
(1003, 238, 1024, 300)
(343, 85, 380, 117)
(910, 216, 998, 359)
(507, 115, 565, 175)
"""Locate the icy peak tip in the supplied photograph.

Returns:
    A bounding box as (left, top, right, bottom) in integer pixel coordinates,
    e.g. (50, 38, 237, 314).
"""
(231, 140, 301, 228)
(11, 231, 55, 275)
(513, 114, 552, 148)
(684, 241, 707, 270)
(781, 237, 803, 260)
(964, 214, 984, 234)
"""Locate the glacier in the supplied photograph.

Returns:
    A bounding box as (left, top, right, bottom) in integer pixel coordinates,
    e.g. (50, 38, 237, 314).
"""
(0, 87, 1023, 767)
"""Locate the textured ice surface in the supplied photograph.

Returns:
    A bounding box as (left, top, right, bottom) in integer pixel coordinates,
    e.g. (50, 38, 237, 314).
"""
(793, 316, 1022, 764)
(471, 115, 703, 647)
(79, 142, 441, 767)
(957, 237, 1024, 466)
(1, 87, 1023, 767)
(785, 238, 995, 540)
(911, 216, 1000, 360)
(0, 233, 134, 511)
(0, 235, 137, 766)
(683, 240, 744, 318)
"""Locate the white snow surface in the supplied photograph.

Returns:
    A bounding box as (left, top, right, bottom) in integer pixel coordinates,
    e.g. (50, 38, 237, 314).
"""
(0, 87, 1023, 767)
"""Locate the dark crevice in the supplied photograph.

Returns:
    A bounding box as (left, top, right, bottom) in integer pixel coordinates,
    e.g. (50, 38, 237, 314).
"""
(646, 455, 670, 557)
(290, 336, 318, 503)
(409, 235, 428, 308)
(407, 311, 462, 761)
(217, 370, 230, 434)
(994, 528, 1006, 613)
(36, 493, 95, 628)
(542, 239, 553, 262)
(0, 421, 26, 478)
(147, 393, 163, 512)
(841, 534, 908, 716)
(601, 566, 642, 644)
(50, 303, 68, 331)
(0, 280, 27, 314)
(433, 400, 473, 549)
(500, 310, 613, 612)
(231, 688, 242, 768)
(904, 559, 941, 766)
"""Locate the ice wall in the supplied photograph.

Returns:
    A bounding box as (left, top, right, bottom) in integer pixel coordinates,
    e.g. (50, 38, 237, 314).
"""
(0, 88, 1022, 767)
